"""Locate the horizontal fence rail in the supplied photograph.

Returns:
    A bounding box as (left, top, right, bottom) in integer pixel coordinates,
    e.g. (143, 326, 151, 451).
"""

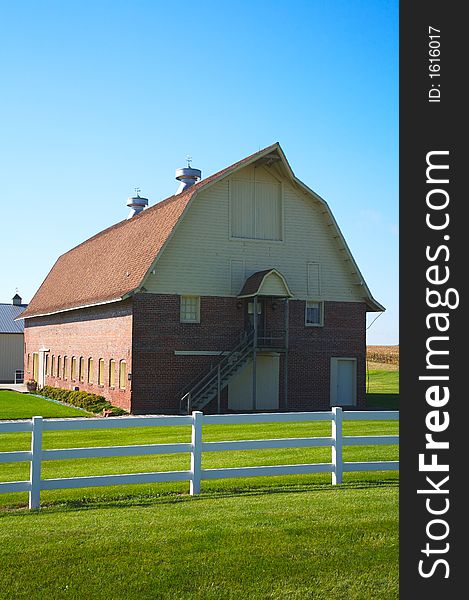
(0, 408, 399, 509)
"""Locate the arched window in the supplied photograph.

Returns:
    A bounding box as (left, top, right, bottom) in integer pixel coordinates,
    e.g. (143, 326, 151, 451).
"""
(119, 360, 127, 390)
(88, 357, 94, 384)
(57, 356, 62, 378)
(32, 353, 38, 381)
(79, 357, 84, 382)
(45, 354, 50, 376)
(71, 356, 77, 380)
(63, 356, 68, 379)
(98, 358, 104, 386)
(51, 355, 55, 376)
(109, 359, 116, 388)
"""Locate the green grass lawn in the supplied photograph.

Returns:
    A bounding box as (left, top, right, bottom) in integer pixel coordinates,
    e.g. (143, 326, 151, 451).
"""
(0, 385, 399, 598)
(366, 370, 399, 409)
(0, 482, 398, 599)
(0, 390, 93, 419)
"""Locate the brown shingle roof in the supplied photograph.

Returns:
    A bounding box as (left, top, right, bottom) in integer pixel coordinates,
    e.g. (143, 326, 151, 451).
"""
(237, 270, 274, 297)
(237, 269, 293, 298)
(21, 143, 281, 318)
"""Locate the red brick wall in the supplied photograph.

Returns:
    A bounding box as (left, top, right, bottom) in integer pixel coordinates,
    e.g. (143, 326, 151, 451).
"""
(131, 294, 244, 413)
(24, 301, 133, 411)
(23, 294, 366, 415)
(131, 294, 366, 414)
(285, 300, 366, 411)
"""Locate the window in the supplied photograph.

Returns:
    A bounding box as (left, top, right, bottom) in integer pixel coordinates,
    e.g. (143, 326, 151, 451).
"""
(305, 301, 323, 326)
(32, 353, 38, 381)
(98, 358, 104, 386)
(51, 355, 55, 376)
(45, 354, 50, 376)
(63, 356, 68, 379)
(79, 357, 84, 382)
(27, 353, 30, 371)
(109, 359, 116, 388)
(57, 356, 62, 378)
(71, 356, 77, 380)
(230, 179, 282, 241)
(180, 296, 200, 323)
(88, 357, 94, 384)
(119, 360, 127, 390)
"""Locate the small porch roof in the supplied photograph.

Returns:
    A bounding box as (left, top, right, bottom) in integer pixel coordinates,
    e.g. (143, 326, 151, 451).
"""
(237, 269, 293, 299)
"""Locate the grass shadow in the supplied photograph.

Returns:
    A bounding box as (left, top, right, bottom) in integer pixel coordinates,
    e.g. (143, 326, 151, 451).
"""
(1, 477, 399, 516)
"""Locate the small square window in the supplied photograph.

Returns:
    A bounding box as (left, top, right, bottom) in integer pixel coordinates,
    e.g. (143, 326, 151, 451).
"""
(180, 296, 200, 323)
(305, 301, 323, 326)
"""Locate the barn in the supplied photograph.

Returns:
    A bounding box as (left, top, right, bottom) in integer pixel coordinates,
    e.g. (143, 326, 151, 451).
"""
(20, 143, 383, 413)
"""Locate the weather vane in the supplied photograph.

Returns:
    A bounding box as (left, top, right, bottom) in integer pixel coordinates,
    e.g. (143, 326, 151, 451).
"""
(134, 187, 141, 197)
(186, 155, 192, 168)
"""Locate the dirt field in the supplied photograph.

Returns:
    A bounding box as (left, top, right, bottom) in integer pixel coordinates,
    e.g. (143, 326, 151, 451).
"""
(367, 345, 399, 371)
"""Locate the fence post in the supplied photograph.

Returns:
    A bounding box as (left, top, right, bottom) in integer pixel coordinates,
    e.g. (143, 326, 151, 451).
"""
(190, 411, 203, 495)
(332, 407, 343, 485)
(29, 416, 43, 509)
(217, 365, 221, 413)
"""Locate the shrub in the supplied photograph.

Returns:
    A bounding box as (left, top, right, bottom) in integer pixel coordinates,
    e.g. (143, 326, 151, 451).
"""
(26, 379, 37, 391)
(39, 386, 127, 416)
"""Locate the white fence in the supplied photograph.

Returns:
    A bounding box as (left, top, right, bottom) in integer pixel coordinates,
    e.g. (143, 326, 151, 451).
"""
(0, 408, 399, 510)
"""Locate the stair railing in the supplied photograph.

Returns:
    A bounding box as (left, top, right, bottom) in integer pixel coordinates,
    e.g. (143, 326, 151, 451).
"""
(179, 330, 255, 413)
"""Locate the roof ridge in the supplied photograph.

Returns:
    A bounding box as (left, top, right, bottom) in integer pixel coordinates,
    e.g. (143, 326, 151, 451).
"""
(59, 143, 280, 258)
(22, 142, 286, 319)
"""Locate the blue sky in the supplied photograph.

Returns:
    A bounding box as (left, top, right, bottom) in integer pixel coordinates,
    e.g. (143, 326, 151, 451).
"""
(0, 0, 398, 344)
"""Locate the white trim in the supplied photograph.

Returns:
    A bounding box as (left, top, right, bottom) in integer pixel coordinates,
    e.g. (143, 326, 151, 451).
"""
(174, 351, 229, 356)
(228, 236, 284, 244)
(21, 297, 123, 320)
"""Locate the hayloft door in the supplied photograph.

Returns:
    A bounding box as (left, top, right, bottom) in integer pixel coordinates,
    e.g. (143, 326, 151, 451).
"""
(330, 358, 357, 406)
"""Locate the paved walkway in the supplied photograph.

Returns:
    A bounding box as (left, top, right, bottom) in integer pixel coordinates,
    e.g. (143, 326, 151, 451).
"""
(0, 383, 28, 393)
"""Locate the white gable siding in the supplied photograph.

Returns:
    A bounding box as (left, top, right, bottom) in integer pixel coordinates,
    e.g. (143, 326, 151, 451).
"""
(142, 165, 365, 302)
(258, 273, 289, 297)
(230, 259, 245, 295)
(307, 262, 321, 296)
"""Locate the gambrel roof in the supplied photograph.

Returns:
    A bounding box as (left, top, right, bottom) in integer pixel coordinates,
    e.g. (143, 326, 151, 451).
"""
(20, 143, 384, 319)
(238, 269, 293, 298)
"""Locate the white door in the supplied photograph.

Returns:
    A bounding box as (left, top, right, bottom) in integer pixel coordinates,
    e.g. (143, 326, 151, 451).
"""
(330, 358, 357, 406)
(37, 347, 49, 390)
(228, 353, 280, 410)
